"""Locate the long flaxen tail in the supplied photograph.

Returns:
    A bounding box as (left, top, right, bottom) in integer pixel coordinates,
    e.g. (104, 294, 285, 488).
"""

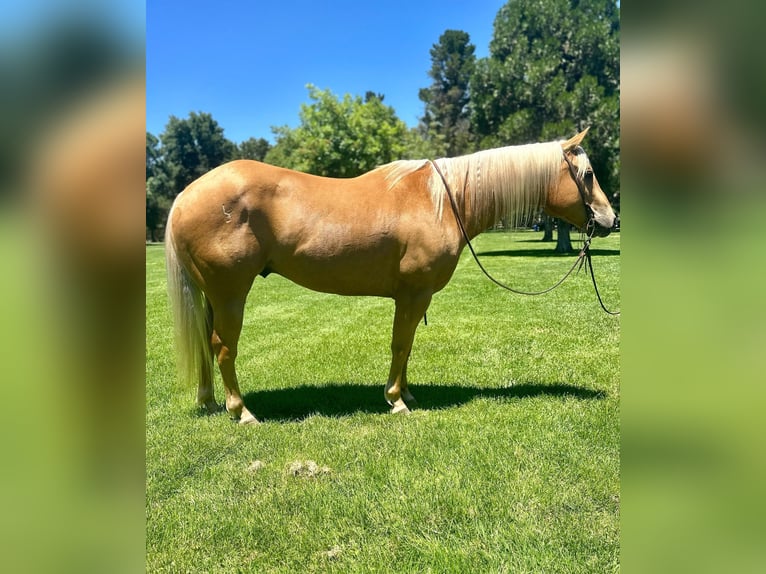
(164, 205, 214, 392)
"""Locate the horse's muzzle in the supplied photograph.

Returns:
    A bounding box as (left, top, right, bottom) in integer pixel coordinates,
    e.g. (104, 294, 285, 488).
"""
(593, 222, 613, 238)
(586, 213, 616, 238)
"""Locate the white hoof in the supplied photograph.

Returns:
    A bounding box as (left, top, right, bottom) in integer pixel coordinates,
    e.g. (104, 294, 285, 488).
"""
(238, 408, 260, 425)
(390, 399, 411, 415)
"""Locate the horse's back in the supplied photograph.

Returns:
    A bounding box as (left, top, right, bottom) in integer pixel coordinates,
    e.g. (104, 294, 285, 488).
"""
(174, 160, 284, 211)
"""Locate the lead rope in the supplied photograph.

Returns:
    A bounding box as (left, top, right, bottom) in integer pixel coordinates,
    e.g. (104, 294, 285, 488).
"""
(429, 159, 619, 315)
(583, 247, 620, 315)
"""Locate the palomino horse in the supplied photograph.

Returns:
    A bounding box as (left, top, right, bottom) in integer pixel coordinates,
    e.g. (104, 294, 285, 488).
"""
(165, 129, 615, 423)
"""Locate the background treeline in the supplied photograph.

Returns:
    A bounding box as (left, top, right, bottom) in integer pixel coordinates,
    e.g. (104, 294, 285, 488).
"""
(147, 0, 619, 241)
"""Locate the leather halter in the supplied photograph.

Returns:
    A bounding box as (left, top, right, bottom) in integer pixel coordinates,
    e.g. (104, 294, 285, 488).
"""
(562, 146, 596, 236)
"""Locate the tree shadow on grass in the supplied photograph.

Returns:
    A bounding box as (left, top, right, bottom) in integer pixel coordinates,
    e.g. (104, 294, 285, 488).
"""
(240, 381, 606, 423)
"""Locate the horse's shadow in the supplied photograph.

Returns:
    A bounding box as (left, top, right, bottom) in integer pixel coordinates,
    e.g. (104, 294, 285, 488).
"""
(238, 382, 606, 422)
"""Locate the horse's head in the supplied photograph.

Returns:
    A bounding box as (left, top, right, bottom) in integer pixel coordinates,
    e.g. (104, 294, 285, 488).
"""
(545, 128, 616, 237)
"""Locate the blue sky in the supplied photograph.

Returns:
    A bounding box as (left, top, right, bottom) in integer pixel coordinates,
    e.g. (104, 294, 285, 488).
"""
(147, 1, 507, 144)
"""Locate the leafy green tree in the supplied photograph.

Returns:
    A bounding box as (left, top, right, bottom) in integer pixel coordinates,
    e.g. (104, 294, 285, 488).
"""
(265, 85, 410, 177)
(237, 137, 271, 161)
(418, 30, 477, 157)
(159, 111, 236, 195)
(146, 131, 173, 241)
(471, 0, 619, 193)
(402, 127, 447, 161)
(146, 132, 162, 179)
(146, 113, 237, 240)
(146, 181, 172, 242)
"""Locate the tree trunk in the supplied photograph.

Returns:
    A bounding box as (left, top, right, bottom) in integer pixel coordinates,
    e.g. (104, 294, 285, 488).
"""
(555, 220, 574, 253)
(542, 215, 554, 241)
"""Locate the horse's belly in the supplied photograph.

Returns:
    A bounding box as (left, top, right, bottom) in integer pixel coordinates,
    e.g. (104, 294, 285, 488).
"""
(264, 212, 453, 297)
(273, 256, 396, 296)
(270, 237, 400, 297)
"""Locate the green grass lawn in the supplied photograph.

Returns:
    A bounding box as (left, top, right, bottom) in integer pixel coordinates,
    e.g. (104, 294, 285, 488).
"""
(146, 230, 620, 573)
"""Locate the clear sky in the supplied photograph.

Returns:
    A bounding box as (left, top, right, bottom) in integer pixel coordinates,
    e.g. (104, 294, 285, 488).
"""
(147, 1, 507, 144)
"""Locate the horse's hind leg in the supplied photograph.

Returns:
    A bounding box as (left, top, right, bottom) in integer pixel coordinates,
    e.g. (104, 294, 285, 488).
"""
(197, 369, 218, 413)
(210, 295, 258, 425)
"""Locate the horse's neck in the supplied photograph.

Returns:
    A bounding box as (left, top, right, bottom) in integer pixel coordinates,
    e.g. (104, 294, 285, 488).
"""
(448, 154, 502, 240)
(462, 188, 498, 240)
(442, 144, 556, 239)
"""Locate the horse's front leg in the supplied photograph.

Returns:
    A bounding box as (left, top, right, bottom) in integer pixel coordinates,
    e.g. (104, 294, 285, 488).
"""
(385, 292, 432, 414)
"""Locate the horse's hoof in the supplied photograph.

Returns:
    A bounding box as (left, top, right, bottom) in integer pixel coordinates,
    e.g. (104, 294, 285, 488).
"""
(197, 397, 220, 413)
(237, 408, 260, 425)
(238, 413, 260, 425)
(390, 399, 411, 415)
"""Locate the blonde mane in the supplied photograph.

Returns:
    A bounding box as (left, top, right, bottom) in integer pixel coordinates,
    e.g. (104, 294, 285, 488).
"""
(380, 140, 589, 228)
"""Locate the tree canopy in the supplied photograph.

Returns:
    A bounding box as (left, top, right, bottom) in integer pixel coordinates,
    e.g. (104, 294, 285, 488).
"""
(471, 0, 620, 192)
(159, 112, 236, 196)
(264, 85, 411, 178)
(146, 112, 242, 240)
(418, 30, 476, 157)
(236, 137, 271, 162)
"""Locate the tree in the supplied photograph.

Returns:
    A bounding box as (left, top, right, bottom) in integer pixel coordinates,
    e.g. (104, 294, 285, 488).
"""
(146, 181, 172, 242)
(402, 126, 447, 162)
(237, 137, 271, 161)
(146, 131, 172, 241)
(418, 30, 476, 157)
(159, 111, 236, 195)
(265, 85, 410, 177)
(146, 132, 162, 180)
(146, 113, 236, 240)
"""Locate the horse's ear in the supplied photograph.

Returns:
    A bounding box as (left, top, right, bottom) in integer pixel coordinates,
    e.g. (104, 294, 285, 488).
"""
(562, 127, 590, 151)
